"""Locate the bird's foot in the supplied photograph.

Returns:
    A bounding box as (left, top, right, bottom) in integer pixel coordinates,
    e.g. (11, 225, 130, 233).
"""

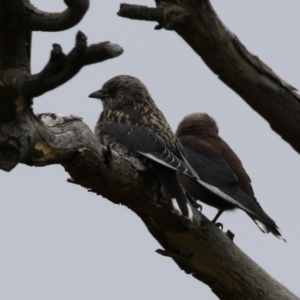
(194, 202, 202, 211)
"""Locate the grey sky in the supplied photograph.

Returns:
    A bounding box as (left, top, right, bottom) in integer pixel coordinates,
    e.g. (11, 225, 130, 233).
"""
(1, 1, 300, 299)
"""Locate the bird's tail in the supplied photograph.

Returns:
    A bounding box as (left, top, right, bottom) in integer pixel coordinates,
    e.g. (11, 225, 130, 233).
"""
(222, 187, 286, 242)
(248, 214, 286, 242)
(154, 163, 193, 220)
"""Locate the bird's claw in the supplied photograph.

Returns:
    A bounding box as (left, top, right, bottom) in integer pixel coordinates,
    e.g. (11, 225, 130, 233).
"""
(192, 201, 202, 211)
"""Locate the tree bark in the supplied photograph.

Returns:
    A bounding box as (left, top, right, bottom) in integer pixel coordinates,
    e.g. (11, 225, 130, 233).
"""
(118, 0, 300, 155)
(19, 112, 298, 300)
(0, 0, 122, 169)
(0, 1, 299, 299)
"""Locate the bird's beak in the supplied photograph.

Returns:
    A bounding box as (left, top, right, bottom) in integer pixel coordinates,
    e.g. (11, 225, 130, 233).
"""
(88, 90, 108, 99)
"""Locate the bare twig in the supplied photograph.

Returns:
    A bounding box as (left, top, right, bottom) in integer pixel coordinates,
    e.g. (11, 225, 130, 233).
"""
(24, 0, 90, 32)
(118, 4, 163, 22)
(2, 31, 123, 98)
(118, 3, 188, 30)
(84, 42, 124, 65)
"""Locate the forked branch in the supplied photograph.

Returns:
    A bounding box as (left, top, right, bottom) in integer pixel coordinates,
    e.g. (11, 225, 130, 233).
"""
(3, 31, 123, 98)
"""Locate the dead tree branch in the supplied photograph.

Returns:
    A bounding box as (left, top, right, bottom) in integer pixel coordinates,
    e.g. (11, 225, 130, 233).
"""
(3, 31, 123, 98)
(11, 112, 296, 300)
(118, 1, 300, 154)
(118, 4, 163, 23)
(24, 0, 90, 31)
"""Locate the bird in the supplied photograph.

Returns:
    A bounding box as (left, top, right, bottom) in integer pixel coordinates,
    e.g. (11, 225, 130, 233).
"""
(88, 74, 197, 219)
(176, 112, 285, 240)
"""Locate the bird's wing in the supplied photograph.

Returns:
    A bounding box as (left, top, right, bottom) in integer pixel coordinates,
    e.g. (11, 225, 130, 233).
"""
(182, 145, 273, 216)
(175, 139, 258, 213)
(180, 143, 285, 240)
(101, 123, 193, 218)
(101, 123, 194, 176)
(183, 145, 238, 188)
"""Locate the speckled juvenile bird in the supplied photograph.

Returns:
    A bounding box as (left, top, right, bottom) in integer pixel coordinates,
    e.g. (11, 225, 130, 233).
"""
(89, 75, 196, 219)
(176, 113, 285, 240)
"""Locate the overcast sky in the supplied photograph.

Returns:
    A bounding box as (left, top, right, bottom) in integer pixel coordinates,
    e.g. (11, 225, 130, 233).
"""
(1, 1, 300, 299)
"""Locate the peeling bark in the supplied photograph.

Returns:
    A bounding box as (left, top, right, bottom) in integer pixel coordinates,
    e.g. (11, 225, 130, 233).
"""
(118, 1, 300, 154)
(16, 113, 298, 300)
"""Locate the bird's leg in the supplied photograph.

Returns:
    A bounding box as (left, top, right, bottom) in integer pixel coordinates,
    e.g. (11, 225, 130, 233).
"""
(211, 209, 224, 223)
(211, 209, 224, 230)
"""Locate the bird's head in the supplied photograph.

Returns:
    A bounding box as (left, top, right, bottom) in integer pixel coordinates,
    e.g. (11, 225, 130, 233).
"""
(89, 75, 151, 110)
(176, 113, 219, 137)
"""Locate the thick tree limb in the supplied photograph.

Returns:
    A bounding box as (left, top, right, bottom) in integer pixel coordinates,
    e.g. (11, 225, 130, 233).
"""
(4, 112, 294, 300)
(118, 1, 300, 154)
(24, 0, 90, 31)
(3, 31, 123, 98)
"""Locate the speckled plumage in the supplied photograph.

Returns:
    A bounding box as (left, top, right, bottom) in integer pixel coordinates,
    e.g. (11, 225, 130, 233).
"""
(94, 75, 177, 154)
(90, 75, 193, 218)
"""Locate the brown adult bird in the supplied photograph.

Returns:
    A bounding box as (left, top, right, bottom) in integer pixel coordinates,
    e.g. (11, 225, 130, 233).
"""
(89, 75, 197, 219)
(176, 113, 285, 240)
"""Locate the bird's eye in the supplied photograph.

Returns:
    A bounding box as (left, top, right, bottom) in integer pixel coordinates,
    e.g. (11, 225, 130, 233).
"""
(108, 87, 117, 94)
